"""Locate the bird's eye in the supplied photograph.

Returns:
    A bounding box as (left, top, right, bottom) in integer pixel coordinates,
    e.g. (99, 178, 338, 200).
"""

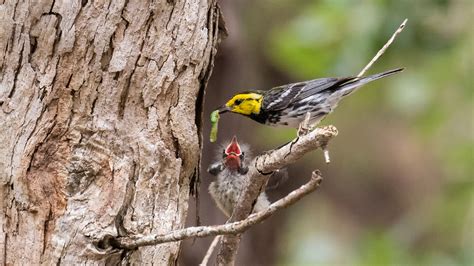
(222, 149, 226, 158)
(234, 99, 243, 105)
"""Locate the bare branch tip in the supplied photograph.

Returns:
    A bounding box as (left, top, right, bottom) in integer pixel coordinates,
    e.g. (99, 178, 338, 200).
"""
(356, 18, 407, 78)
(323, 149, 331, 164)
(311, 170, 323, 183)
(320, 125, 338, 137)
(328, 125, 338, 135)
(398, 20, 407, 30)
(312, 169, 321, 177)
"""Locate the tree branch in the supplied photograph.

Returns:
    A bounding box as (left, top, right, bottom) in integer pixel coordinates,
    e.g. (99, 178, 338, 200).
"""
(215, 18, 407, 265)
(102, 18, 406, 264)
(357, 18, 407, 78)
(216, 126, 337, 265)
(112, 171, 323, 250)
(200, 236, 221, 266)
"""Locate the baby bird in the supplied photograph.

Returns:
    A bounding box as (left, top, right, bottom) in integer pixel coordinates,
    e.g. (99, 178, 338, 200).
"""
(207, 136, 270, 217)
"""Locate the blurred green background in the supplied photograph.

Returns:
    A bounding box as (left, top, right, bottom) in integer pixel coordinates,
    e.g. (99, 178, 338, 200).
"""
(182, 0, 473, 265)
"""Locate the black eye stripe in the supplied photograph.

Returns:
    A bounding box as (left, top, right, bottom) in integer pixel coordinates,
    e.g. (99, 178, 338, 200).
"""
(235, 98, 258, 105)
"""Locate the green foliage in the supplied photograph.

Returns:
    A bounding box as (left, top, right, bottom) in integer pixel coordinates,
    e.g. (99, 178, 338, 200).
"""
(237, 0, 473, 264)
(356, 232, 410, 266)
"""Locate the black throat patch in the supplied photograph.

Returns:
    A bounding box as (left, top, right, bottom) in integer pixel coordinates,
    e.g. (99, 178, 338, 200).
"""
(249, 112, 269, 124)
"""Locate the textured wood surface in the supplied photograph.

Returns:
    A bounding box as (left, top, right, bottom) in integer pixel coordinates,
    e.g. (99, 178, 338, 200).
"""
(0, 0, 220, 264)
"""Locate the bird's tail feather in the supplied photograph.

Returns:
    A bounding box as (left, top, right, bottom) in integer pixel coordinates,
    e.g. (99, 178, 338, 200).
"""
(339, 68, 404, 96)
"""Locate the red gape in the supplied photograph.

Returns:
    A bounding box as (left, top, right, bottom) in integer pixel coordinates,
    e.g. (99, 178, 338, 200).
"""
(224, 136, 242, 171)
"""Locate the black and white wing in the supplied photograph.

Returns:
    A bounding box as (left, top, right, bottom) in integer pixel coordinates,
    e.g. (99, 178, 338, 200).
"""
(262, 77, 356, 111)
(294, 77, 356, 101)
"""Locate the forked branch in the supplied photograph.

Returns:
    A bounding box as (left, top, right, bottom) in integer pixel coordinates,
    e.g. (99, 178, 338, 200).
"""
(216, 18, 407, 265)
(110, 171, 323, 249)
(100, 18, 407, 266)
(216, 126, 337, 265)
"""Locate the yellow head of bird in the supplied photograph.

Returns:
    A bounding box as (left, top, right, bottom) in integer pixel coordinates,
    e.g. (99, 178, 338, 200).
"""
(218, 93, 263, 116)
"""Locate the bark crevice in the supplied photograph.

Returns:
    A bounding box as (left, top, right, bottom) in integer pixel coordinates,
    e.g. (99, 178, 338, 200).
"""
(1, 0, 222, 264)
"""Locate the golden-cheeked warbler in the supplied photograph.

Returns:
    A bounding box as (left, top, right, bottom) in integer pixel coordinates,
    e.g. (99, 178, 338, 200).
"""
(217, 68, 403, 128)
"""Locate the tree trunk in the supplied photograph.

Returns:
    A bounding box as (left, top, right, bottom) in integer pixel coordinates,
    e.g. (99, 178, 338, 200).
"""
(0, 0, 221, 264)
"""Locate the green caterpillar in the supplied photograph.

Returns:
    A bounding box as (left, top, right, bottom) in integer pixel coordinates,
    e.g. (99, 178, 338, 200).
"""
(210, 110, 220, 142)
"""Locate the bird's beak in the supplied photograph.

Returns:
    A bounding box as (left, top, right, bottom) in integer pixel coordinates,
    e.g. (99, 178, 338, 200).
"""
(225, 136, 241, 156)
(217, 105, 231, 114)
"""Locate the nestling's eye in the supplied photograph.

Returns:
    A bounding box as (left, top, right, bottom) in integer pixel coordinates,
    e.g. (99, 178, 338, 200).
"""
(239, 152, 245, 159)
(234, 99, 243, 105)
(222, 149, 226, 158)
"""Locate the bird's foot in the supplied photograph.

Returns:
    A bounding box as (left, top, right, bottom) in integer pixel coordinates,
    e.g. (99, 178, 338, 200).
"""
(297, 112, 312, 136)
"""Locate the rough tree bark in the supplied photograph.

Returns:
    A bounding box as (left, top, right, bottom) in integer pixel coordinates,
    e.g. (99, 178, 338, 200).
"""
(0, 0, 221, 264)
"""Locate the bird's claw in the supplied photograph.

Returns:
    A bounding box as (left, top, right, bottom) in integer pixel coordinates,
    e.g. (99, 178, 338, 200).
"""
(297, 112, 312, 136)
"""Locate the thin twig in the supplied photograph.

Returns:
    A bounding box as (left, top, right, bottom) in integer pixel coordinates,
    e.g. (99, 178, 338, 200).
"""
(200, 236, 221, 266)
(113, 171, 322, 249)
(357, 18, 407, 78)
(215, 18, 408, 265)
(323, 149, 330, 164)
(216, 127, 337, 265)
(96, 17, 406, 266)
